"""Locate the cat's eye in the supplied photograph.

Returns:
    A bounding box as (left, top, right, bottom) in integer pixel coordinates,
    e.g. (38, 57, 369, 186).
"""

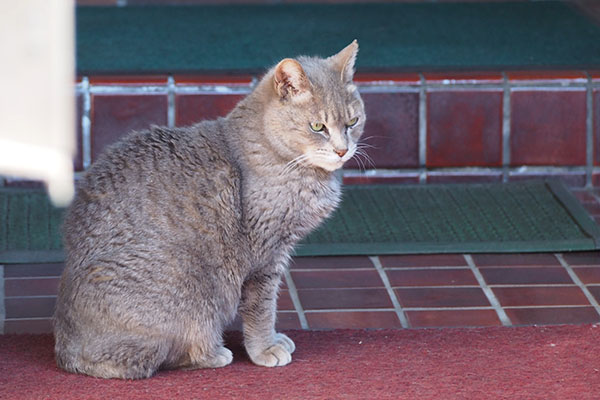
(309, 122, 325, 133)
(346, 117, 359, 127)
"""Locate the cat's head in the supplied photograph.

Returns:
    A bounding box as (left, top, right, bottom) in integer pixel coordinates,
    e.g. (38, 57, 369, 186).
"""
(262, 40, 365, 172)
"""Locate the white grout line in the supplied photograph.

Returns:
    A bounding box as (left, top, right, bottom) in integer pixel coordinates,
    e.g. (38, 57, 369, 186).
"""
(0, 265, 5, 334)
(304, 308, 397, 313)
(283, 269, 309, 330)
(586, 72, 594, 188)
(555, 253, 600, 318)
(369, 256, 410, 328)
(418, 73, 427, 182)
(464, 255, 512, 326)
(167, 76, 176, 128)
(502, 72, 511, 183)
(81, 77, 92, 169)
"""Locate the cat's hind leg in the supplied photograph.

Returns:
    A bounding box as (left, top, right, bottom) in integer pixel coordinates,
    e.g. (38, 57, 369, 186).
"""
(56, 332, 170, 380)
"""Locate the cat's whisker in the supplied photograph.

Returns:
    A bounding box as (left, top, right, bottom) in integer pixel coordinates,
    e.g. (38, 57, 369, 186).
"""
(281, 154, 309, 175)
(354, 149, 376, 170)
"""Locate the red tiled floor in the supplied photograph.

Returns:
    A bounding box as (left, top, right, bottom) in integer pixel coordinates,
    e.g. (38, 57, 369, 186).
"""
(3, 319, 54, 335)
(4, 278, 60, 297)
(291, 270, 383, 289)
(379, 254, 467, 268)
(505, 307, 600, 326)
(306, 311, 402, 329)
(395, 287, 490, 308)
(297, 288, 393, 310)
(278, 290, 295, 311)
(290, 256, 373, 269)
(3, 263, 64, 278)
(562, 252, 600, 266)
(386, 268, 477, 287)
(480, 267, 573, 285)
(471, 253, 560, 267)
(406, 310, 501, 328)
(4, 297, 56, 319)
(573, 268, 600, 284)
(586, 287, 600, 304)
(492, 287, 589, 307)
(275, 312, 302, 330)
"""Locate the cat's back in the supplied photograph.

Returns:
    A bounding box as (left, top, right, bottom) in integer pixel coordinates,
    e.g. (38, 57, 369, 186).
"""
(63, 120, 244, 265)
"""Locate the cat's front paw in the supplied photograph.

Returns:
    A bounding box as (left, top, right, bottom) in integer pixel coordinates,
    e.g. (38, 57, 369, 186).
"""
(248, 333, 295, 367)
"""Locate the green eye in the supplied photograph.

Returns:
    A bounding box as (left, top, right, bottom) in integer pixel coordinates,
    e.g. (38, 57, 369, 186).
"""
(310, 122, 325, 132)
(347, 117, 359, 127)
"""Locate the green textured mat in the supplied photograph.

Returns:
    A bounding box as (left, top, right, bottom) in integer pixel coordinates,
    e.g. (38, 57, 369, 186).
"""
(76, 2, 600, 74)
(1, 181, 599, 263)
(295, 180, 600, 256)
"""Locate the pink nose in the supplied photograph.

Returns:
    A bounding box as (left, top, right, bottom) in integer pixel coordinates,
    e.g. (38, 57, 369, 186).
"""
(334, 149, 348, 158)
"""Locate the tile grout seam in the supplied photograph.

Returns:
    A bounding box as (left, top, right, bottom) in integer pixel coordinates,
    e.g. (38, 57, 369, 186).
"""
(555, 253, 600, 317)
(369, 256, 410, 328)
(167, 76, 176, 128)
(418, 73, 427, 183)
(502, 72, 511, 183)
(586, 72, 594, 188)
(283, 269, 309, 330)
(81, 77, 92, 170)
(464, 254, 512, 326)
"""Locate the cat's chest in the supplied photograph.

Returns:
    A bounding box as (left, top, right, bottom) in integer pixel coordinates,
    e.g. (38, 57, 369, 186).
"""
(244, 174, 340, 248)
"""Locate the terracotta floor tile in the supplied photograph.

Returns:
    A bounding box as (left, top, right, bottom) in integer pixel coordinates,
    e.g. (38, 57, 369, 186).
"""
(306, 311, 402, 329)
(386, 268, 477, 287)
(297, 288, 393, 310)
(4, 278, 60, 297)
(3, 318, 53, 334)
(562, 252, 600, 266)
(573, 267, 600, 284)
(278, 290, 295, 311)
(505, 307, 600, 326)
(291, 270, 382, 289)
(225, 312, 301, 331)
(290, 256, 373, 269)
(3, 263, 64, 278)
(471, 253, 560, 267)
(4, 297, 56, 319)
(379, 254, 467, 268)
(276, 312, 302, 330)
(395, 287, 490, 308)
(480, 267, 573, 285)
(406, 309, 500, 328)
(587, 286, 600, 303)
(492, 287, 589, 307)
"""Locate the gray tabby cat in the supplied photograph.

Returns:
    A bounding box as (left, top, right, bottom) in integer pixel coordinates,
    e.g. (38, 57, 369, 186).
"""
(54, 41, 365, 379)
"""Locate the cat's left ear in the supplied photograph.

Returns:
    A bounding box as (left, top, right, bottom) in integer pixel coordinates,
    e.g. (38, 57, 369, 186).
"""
(328, 39, 359, 84)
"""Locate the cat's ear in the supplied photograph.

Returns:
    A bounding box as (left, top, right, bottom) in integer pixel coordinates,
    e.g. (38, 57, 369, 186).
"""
(328, 39, 359, 84)
(274, 58, 312, 102)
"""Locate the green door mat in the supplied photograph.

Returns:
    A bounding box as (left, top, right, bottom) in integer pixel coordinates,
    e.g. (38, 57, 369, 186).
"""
(296, 180, 600, 256)
(1, 180, 599, 263)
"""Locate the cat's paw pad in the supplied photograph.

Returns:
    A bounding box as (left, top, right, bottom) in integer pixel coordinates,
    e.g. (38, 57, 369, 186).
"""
(250, 343, 292, 367)
(274, 332, 295, 354)
(249, 333, 295, 367)
(206, 346, 233, 369)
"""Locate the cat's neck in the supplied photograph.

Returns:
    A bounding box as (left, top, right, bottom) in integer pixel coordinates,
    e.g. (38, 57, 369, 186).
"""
(224, 79, 333, 184)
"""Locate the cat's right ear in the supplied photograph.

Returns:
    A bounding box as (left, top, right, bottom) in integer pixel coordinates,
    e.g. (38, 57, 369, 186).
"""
(274, 59, 312, 102)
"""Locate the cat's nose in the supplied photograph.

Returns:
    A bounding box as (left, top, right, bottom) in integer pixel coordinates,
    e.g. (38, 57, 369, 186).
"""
(334, 148, 348, 158)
